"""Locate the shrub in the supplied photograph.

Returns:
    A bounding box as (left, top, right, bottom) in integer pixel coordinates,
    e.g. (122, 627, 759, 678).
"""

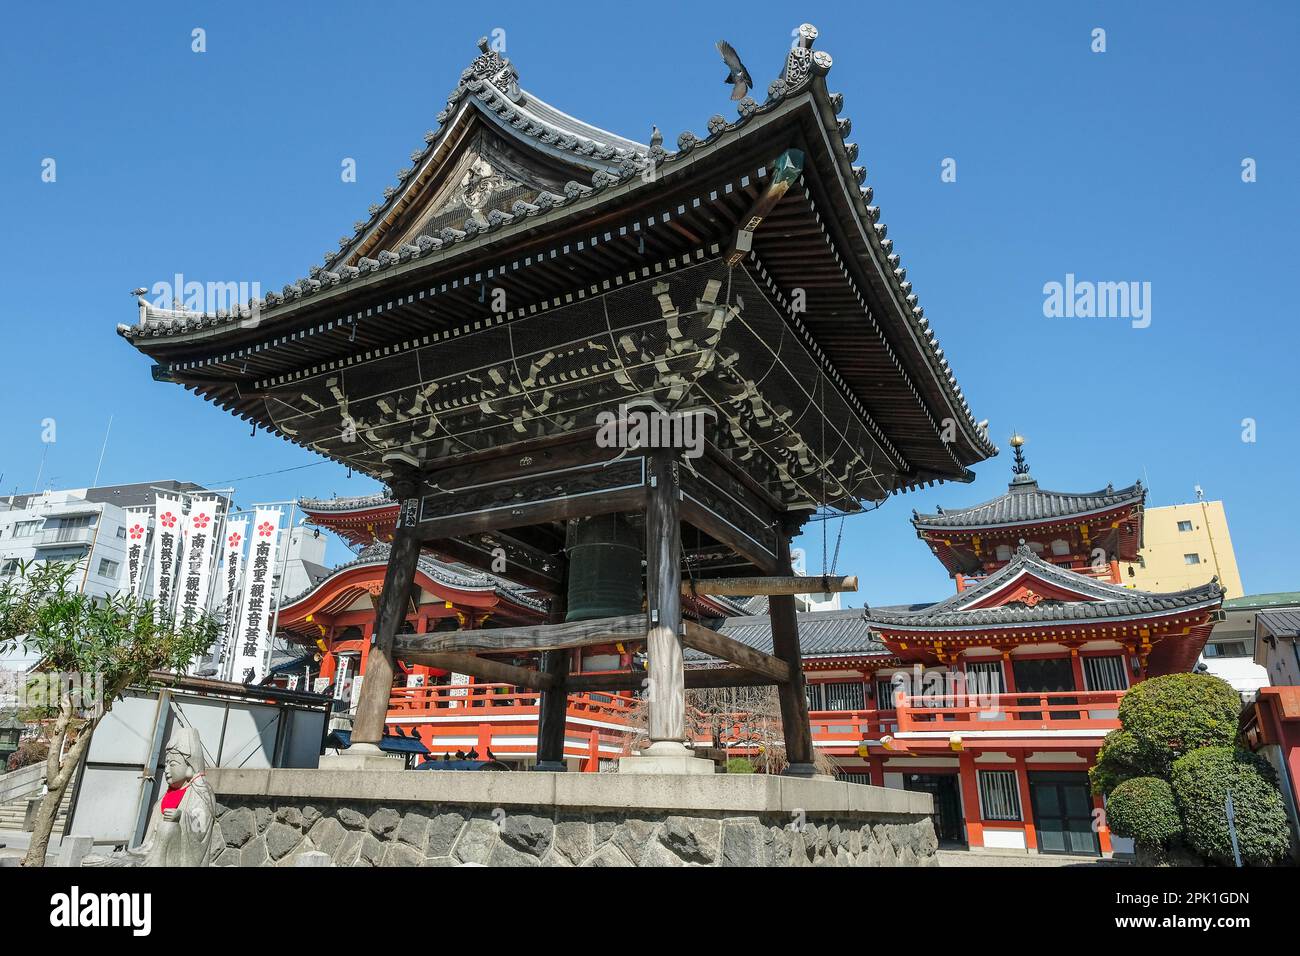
(1171, 746, 1292, 866)
(1090, 729, 1143, 796)
(5, 735, 47, 773)
(1117, 673, 1240, 774)
(1106, 776, 1182, 850)
(725, 757, 755, 774)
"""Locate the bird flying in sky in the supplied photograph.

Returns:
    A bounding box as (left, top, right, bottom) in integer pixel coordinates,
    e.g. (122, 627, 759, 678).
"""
(716, 40, 753, 101)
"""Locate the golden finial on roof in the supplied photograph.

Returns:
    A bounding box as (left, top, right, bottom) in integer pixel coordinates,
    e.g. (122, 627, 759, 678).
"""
(1009, 431, 1032, 479)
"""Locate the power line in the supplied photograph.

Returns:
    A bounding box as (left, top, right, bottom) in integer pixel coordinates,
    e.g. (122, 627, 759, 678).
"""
(202, 460, 332, 486)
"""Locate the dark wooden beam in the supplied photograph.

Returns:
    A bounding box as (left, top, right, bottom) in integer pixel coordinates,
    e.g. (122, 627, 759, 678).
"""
(680, 620, 792, 684)
(413, 652, 555, 691)
(429, 534, 563, 595)
(681, 575, 858, 596)
(418, 457, 647, 540)
(393, 613, 647, 661)
(679, 497, 778, 575)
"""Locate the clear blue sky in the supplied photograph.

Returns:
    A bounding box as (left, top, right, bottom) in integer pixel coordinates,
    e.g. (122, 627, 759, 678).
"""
(1, 2, 1296, 603)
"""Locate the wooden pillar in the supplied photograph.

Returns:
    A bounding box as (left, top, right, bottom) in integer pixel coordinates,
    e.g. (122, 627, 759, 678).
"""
(958, 752, 984, 848)
(769, 518, 817, 776)
(534, 562, 570, 772)
(1015, 753, 1038, 851)
(645, 451, 686, 746)
(351, 471, 423, 749)
(1069, 646, 1086, 692)
(1092, 791, 1113, 856)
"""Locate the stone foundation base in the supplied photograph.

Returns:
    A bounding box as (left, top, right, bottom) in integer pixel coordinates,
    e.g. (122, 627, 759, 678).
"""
(619, 742, 717, 775)
(206, 768, 938, 867)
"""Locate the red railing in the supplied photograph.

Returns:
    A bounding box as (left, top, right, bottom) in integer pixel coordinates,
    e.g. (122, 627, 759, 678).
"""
(894, 690, 1124, 733)
(383, 685, 1123, 759)
(388, 682, 638, 721)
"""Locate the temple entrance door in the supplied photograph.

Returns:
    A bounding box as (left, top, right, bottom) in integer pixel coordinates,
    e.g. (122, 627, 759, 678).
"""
(903, 773, 964, 846)
(1028, 771, 1099, 856)
(1011, 658, 1077, 721)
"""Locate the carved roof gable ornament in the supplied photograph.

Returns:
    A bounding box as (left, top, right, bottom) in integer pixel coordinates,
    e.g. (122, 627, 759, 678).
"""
(463, 36, 522, 103)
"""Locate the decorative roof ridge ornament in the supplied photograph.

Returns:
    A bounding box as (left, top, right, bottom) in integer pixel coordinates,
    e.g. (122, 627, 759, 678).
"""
(464, 35, 522, 104)
(780, 23, 833, 93)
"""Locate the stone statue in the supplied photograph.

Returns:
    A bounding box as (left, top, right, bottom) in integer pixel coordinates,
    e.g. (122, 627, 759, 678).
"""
(84, 727, 216, 867)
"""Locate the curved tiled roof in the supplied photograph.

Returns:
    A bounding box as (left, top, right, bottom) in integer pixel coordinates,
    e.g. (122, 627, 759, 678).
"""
(298, 494, 396, 514)
(115, 25, 995, 471)
(865, 546, 1222, 631)
(278, 542, 545, 612)
(912, 477, 1145, 531)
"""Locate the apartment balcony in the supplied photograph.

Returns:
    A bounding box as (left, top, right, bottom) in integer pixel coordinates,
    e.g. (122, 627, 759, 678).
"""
(33, 526, 95, 548)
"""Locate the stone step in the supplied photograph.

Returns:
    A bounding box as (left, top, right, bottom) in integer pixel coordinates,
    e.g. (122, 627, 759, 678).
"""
(0, 788, 74, 832)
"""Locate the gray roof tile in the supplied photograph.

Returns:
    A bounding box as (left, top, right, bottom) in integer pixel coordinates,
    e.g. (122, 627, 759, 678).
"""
(912, 478, 1144, 530)
(865, 546, 1222, 630)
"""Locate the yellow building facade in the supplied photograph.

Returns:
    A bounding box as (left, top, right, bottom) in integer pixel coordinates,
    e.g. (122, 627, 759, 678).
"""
(1126, 500, 1244, 599)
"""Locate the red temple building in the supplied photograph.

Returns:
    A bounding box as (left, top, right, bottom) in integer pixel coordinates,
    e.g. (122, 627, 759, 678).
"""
(820, 440, 1221, 856)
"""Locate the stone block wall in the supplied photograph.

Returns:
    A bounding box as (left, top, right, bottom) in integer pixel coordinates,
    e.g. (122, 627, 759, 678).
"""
(212, 798, 939, 867)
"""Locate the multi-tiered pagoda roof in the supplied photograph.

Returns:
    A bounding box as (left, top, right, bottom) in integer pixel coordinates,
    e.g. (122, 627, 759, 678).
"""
(912, 436, 1145, 578)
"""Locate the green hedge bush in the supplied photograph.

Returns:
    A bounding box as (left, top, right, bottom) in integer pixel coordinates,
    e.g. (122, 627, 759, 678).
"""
(725, 757, 755, 774)
(1117, 673, 1240, 774)
(1106, 776, 1182, 849)
(1171, 746, 1291, 866)
(1090, 729, 1142, 797)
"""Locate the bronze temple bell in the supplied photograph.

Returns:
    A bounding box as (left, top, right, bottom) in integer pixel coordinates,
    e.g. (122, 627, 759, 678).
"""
(564, 514, 643, 622)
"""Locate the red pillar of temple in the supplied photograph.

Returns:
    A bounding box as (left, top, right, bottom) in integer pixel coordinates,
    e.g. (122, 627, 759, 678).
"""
(1014, 754, 1038, 851)
(1069, 647, 1086, 692)
(958, 752, 984, 848)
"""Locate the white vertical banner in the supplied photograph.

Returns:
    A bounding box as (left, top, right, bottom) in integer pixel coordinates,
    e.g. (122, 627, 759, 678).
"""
(230, 508, 282, 684)
(174, 498, 219, 628)
(124, 513, 150, 598)
(151, 495, 184, 620)
(217, 519, 248, 677)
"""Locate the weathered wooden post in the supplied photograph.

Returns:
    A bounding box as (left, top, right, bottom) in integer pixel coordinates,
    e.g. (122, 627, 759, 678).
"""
(533, 557, 570, 772)
(769, 517, 818, 777)
(335, 461, 423, 768)
(621, 450, 713, 774)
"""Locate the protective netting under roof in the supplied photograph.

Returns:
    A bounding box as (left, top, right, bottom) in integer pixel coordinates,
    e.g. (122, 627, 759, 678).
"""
(262, 259, 903, 510)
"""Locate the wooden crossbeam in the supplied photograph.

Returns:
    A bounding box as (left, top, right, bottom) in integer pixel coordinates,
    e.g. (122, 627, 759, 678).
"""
(680, 620, 792, 684)
(564, 666, 780, 693)
(412, 652, 556, 691)
(682, 575, 857, 597)
(393, 614, 647, 660)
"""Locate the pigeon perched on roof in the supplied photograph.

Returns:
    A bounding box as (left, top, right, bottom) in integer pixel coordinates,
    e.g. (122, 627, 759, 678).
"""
(716, 40, 753, 101)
